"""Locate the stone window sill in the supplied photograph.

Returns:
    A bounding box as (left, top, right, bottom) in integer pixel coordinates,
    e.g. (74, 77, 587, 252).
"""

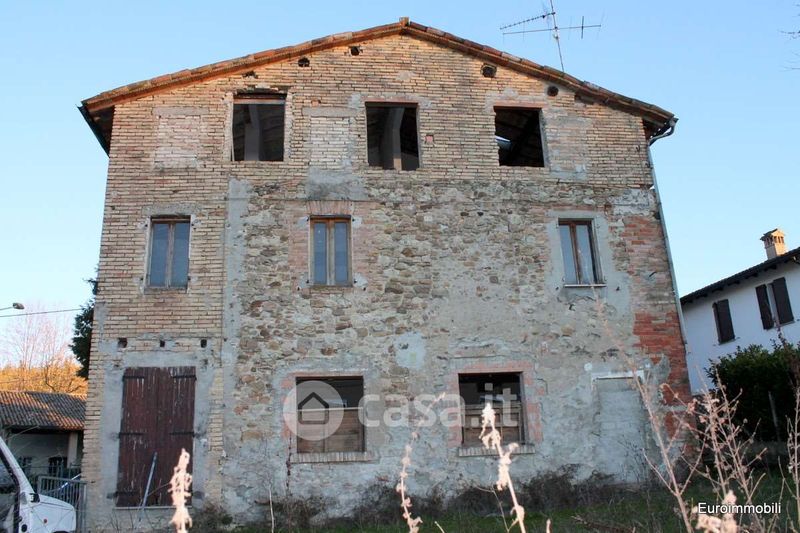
(293, 450, 375, 463)
(457, 443, 536, 457)
(563, 284, 606, 289)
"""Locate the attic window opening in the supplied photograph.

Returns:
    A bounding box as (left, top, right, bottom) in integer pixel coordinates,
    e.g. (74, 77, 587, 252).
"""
(232, 95, 285, 161)
(366, 103, 419, 171)
(494, 107, 545, 167)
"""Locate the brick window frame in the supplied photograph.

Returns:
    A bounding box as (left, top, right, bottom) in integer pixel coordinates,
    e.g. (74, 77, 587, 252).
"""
(146, 216, 191, 289)
(458, 372, 525, 447)
(309, 216, 352, 287)
(558, 220, 602, 286)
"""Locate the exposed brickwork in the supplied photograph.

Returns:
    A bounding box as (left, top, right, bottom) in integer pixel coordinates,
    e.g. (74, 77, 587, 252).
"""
(82, 32, 687, 529)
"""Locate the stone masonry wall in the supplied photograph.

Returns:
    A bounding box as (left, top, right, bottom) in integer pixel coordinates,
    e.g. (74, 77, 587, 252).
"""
(84, 34, 688, 529)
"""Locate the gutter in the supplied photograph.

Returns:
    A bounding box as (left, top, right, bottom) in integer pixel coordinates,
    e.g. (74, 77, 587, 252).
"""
(649, 117, 677, 146)
(78, 104, 110, 154)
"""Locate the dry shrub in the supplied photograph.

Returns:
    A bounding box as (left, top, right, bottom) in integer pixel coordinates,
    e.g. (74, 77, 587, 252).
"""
(189, 505, 233, 532)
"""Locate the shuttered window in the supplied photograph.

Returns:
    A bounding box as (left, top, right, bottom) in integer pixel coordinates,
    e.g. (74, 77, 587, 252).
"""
(771, 278, 794, 325)
(712, 299, 735, 344)
(116, 367, 196, 507)
(755, 284, 774, 330)
(296, 377, 364, 454)
(459, 373, 524, 446)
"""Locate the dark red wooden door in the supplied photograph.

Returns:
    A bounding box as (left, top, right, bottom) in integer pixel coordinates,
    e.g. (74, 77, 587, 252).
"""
(116, 367, 196, 507)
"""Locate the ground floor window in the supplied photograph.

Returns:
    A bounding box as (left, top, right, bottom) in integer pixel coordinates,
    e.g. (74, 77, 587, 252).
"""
(459, 373, 524, 446)
(116, 367, 196, 507)
(295, 377, 364, 454)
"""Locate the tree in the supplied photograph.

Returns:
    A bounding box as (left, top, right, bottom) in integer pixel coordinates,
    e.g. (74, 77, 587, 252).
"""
(70, 278, 97, 379)
(0, 304, 87, 394)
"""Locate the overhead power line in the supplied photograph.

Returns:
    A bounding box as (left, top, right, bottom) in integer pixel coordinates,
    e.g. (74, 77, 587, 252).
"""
(0, 308, 82, 319)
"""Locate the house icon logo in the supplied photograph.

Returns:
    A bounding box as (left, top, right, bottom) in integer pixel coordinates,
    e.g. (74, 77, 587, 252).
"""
(283, 379, 346, 442)
(298, 392, 330, 424)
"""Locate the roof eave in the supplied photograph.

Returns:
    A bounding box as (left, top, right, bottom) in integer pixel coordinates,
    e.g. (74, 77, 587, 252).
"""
(80, 18, 675, 151)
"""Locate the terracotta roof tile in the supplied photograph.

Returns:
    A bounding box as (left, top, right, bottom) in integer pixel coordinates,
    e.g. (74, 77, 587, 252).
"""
(0, 391, 85, 431)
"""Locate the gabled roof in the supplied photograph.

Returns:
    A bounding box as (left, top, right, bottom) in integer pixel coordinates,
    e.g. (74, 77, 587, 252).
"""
(0, 391, 85, 431)
(80, 18, 675, 153)
(680, 246, 800, 305)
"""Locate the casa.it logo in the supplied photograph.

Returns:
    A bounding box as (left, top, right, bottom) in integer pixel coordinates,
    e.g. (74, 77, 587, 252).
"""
(283, 380, 345, 441)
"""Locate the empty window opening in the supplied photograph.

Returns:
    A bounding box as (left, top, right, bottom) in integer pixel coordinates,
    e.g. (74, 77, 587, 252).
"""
(232, 96, 285, 161)
(713, 299, 735, 344)
(311, 217, 351, 287)
(494, 107, 544, 167)
(366, 104, 419, 170)
(148, 217, 190, 289)
(296, 377, 364, 453)
(459, 373, 523, 446)
(756, 277, 794, 329)
(559, 220, 600, 285)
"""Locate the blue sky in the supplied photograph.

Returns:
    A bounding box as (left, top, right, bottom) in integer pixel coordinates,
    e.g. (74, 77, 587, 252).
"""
(0, 1, 798, 315)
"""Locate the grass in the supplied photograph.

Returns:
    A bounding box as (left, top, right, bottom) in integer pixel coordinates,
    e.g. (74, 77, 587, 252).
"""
(212, 469, 797, 533)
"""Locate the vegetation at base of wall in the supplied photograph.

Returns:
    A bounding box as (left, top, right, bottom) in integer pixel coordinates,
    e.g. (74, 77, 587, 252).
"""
(186, 472, 793, 533)
(709, 340, 800, 441)
(70, 277, 97, 379)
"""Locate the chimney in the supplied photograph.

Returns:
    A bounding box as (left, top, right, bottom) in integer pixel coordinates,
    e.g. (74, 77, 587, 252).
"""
(761, 228, 787, 259)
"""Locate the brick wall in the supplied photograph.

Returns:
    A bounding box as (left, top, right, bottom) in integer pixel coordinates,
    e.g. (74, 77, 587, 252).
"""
(84, 34, 688, 528)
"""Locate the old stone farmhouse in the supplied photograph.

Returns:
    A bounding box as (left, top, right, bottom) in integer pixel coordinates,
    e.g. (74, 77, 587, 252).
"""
(79, 18, 689, 529)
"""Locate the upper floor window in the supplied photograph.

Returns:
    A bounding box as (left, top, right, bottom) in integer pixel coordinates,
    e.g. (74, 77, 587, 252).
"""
(311, 217, 351, 287)
(148, 218, 190, 288)
(713, 299, 735, 344)
(366, 103, 419, 171)
(494, 107, 544, 167)
(558, 220, 600, 285)
(232, 95, 285, 161)
(755, 277, 794, 329)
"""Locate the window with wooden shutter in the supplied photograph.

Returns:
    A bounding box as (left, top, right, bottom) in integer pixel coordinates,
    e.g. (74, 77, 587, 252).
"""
(459, 373, 524, 447)
(771, 277, 794, 325)
(712, 299, 735, 344)
(116, 367, 196, 507)
(755, 284, 774, 330)
(295, 377, 364, 454)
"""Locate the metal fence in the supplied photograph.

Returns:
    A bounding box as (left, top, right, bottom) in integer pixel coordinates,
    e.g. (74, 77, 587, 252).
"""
(37, 475, 87, 533)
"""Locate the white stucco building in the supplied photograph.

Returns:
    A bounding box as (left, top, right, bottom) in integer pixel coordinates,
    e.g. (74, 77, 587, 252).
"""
(681, 229, 800, 394)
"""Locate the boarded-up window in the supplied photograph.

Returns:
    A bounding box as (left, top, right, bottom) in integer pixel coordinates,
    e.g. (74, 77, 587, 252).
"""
(494, 108, 544, 167)
(232, 95, 285, 161)
(148, 218, 190, 288)
(559, 220, 600, 285)
(296, 377, 364, 454)
(771, 277, 794, 325)
(366, 104, 419, 171)
(116, 367, 196, 507)
(755, 284, 775, 330)
(459, 373, 523, 446)
(712, 299, 735, 344)
(310, 217, 351, 287)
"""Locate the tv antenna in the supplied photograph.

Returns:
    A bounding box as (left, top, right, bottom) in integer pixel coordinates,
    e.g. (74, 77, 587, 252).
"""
(500, 0, 601, 71)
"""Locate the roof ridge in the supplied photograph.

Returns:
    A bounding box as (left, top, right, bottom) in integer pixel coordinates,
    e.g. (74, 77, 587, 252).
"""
(80, 18, 674, 153)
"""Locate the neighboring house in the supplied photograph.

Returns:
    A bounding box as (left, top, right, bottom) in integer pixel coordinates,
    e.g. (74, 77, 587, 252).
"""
(0, 391, 85, 481)
(682, 229, 800, 394)
(78, 18, 688, 528)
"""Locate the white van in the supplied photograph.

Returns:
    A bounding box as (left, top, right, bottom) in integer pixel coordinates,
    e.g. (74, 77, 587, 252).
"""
(0, 436, 76, 533)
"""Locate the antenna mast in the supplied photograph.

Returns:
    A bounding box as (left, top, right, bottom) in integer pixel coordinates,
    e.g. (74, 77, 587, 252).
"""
(500, 0, 601, 71)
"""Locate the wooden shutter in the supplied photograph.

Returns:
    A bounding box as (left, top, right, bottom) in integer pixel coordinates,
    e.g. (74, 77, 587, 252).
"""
(772, 278, 794, 325)
(713, 300, 735, 343)
(755, 285, 774, 330)
(116, 367, 196, 507)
